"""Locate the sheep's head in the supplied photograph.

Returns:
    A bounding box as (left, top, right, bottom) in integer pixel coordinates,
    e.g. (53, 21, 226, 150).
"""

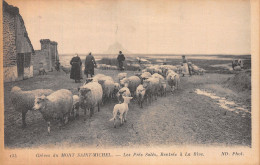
(114, 83, 120, 92)
(122, 96, 133, 104)
(33, 95, 47, 110)
(79, 88, 91, 97)
(142, 80, 150, 89)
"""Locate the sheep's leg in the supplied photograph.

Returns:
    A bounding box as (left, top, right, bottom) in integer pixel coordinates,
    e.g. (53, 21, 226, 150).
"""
(75, 108, 79, 119)
(90, 107, 94, 118)
(114, 118, 116, 128)
(98, 103, 100, 112)
(124, 111, 127, 123)
(22, 112, 27, 128)
(47, 121, 51, 134)
(120, 115, 123, 126)
(140, 98, 143, 108)
(84, 108, 87, 121)
(58, 118, 63, 129)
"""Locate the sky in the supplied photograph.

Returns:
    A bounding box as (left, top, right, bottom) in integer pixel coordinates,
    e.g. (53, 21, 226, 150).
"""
(6, 0, 251, 55)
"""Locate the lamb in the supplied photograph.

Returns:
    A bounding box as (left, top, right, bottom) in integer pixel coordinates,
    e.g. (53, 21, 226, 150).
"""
(166, 72, 180, 93)
(109, 96, 133, 128)
(33, 89, 73, 133)
(60, 65, 71, 75)
(79, 81, 103, 120)
(10, 86, 53, 128)
(117, 73, 127, 82)
(135, 84, 146, 108)
(116, 87, 131, 103)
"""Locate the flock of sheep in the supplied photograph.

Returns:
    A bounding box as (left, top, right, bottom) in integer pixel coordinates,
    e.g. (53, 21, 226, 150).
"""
(10, 63, 205, 133)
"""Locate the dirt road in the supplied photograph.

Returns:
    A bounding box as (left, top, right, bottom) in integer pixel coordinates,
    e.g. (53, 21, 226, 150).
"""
(4, 70, 251, 148)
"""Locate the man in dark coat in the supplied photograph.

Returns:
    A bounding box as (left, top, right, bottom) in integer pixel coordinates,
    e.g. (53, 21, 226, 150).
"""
(70, 54, 82, 83)
(84, 52, 97, 78)
(117, 51, 125, 71)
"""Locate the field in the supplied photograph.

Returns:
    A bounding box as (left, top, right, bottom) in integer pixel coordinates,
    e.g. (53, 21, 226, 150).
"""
(4, 55, 251, 148)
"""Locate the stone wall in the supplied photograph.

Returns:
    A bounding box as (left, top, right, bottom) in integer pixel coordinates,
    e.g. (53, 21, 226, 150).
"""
(16, 15, 34, 79)
(3, 6, 17, 68)
(34, 39, 59, 72)
(3, 1, 34, 82)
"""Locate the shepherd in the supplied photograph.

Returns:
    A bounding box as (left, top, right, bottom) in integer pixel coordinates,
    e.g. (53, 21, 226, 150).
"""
(117, 51, 125, 71)
(70, 54, 82, 83)
(84, 52, 97, 78)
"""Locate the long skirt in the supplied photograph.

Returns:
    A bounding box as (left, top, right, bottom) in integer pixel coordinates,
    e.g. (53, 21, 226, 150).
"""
(182, 63, 189, 75)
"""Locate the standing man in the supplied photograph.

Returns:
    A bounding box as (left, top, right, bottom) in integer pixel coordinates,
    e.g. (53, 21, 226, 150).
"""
(70, 54, 82, 83)
(84, 52, 97, 78)
(117, 51, 125, 71)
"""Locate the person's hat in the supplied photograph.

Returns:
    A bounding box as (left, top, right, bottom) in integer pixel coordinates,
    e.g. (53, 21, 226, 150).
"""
(89, 52, 91, 55)
(119, 51, 122, 53)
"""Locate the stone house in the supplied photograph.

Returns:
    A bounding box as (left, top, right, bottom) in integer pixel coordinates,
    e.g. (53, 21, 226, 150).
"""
(3, 1, 35, 82)
(34, 39, 59, 72)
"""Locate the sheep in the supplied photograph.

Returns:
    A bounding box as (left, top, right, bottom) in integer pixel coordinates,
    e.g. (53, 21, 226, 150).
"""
(109, 96, 133, 128)
(135, 84, 146, 108)
(116, 87, 131, 103)
(166, 69, 177, 77)
(166, 72, 180, 93)
(72, 95, 80, 119)
(39, 68, 47, 75)
(121, 76, 141, 97)
(117, 73, 127, 83)
(92, 74, 106, 82)
(100, 79, 115, 103)
(93, 75, 114, 103)
(143, 77, 160, 104)
(141, 72, 152, 80)
(60, 65, 71, 75)
(33, 89, 73, 133)
(198, 68, 206, 75)
(79, 81, 103, 120)
(10, 86, 53, 128)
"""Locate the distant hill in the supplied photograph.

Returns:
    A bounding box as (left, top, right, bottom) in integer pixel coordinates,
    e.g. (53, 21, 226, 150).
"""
(104, 42, 131, 54)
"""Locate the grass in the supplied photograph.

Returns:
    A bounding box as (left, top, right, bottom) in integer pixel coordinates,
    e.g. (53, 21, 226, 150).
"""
(97, 57, 251, 74)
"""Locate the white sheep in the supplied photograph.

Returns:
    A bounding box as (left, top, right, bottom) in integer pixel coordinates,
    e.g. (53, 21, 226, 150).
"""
(109, 96, 133, 128)
(10, 86, 53, 128)
(135, 84, 146, 108)
(33, 89, 73, 133)
(141, 72, 152, 79)
(117, 73, 127, 82)
(166, 72, 180, 93)
(79, 81, 103, 120)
